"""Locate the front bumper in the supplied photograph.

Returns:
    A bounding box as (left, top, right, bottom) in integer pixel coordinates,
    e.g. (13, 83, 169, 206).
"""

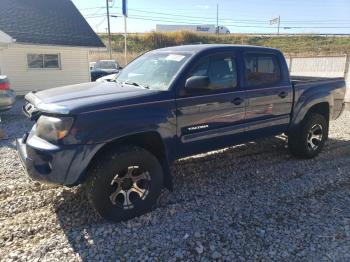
(16, 135, 103, 186)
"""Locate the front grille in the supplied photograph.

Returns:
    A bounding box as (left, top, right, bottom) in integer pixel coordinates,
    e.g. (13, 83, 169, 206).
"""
(23, 101, 39, 120)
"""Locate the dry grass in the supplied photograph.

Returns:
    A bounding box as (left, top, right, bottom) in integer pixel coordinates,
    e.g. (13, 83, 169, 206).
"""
(91, 31, 350, 66)
(99, 31, 350, 56)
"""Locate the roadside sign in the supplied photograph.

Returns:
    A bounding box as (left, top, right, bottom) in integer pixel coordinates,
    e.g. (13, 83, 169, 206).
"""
(269, 17, 280, 25)
(270, 16, 281, 35)
(122, 0, 127, 17)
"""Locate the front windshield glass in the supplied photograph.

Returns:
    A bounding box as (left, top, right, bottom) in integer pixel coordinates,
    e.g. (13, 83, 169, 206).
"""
(94, 61, 117, 70)
(116, 52, 192, 90)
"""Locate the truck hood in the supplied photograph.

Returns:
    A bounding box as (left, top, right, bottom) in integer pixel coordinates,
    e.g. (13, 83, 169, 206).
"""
(24, 81, 152, 115)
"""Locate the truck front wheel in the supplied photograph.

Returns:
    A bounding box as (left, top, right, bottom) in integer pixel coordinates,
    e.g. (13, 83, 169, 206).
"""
(85, 146, 163, 222)
(288, 113, 328, 158)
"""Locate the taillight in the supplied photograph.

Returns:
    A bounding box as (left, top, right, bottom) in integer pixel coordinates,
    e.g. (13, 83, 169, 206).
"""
(0, 82, 9, 90)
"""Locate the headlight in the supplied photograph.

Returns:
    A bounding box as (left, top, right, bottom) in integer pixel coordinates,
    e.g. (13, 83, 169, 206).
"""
(35, 115, 74, 143)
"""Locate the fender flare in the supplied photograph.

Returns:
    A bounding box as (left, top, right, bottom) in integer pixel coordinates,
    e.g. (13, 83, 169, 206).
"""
(86, 129, 175, 191)
(290, 92, 332, 130)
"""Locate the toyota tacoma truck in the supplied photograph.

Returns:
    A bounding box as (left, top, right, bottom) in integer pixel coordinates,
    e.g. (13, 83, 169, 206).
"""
(17, 45, 346, 222)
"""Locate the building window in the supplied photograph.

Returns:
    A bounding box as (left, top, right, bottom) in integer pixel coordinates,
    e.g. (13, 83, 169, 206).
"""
(27, 54, 61, 69)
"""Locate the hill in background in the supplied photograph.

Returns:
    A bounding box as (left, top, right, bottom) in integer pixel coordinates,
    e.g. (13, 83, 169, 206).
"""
(99, 31, 350, 57)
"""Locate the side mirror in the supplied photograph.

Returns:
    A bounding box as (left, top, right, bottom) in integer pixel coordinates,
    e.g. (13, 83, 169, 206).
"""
(185, 76, 209, 91)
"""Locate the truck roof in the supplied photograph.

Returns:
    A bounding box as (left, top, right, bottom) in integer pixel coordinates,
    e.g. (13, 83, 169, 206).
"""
(156, 44, 279, 53)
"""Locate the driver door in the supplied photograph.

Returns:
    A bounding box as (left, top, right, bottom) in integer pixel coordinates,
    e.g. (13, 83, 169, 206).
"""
(176, 52, 247, 157)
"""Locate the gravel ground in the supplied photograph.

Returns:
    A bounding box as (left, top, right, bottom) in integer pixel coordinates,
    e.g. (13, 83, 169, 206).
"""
(0, 99, 349, 261)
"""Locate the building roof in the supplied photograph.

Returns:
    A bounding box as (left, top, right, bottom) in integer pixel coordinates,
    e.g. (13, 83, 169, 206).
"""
(0, 0, 105, 48)
(0, 30, 14, 44)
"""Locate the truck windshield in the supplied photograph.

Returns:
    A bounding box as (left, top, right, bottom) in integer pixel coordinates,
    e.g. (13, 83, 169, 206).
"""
(116, 52, 191, 90)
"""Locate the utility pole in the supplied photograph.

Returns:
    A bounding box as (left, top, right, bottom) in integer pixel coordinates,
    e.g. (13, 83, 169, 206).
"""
(124, 16, 127, 65)
(270, 16, 281, 35)
(106, 0, 112, 59)
(216, 3, 219, 35)
(122, 0, 128, 65)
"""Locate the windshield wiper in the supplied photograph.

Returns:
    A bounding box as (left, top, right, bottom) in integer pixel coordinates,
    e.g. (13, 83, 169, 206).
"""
(122, 80, 149, 89)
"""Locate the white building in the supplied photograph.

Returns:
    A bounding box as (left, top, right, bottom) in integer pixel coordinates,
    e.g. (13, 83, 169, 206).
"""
(0, 0, 105, 95)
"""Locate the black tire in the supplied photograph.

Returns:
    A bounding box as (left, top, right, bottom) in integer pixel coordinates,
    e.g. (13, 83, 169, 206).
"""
(288, 113, 328, 158)
(85, 146, 163, 222)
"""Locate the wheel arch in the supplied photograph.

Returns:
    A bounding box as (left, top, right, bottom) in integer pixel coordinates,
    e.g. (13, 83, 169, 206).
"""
(80, 131, 173, 190)
(290, 99, 330, 132)
(307, 102, 330, 122)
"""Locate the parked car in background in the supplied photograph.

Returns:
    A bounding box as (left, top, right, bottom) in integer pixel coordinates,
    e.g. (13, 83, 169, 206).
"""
(0, 76, 16, 112)
(96, 73, 118, 82)
(89, 61, 96, 71)
(17, 45, 346, 222)
(90, 60, 120, 81)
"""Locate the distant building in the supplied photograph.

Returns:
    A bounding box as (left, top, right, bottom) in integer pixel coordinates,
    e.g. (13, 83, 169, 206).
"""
(0, 0, 105, 95)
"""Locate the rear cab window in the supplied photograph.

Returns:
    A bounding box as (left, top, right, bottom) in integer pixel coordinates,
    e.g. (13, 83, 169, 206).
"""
(244, 53, 281, 87)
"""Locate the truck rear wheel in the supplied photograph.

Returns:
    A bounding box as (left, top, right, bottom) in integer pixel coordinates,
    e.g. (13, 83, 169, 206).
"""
(288, 113, 328, 158)
(85, 146, 163, 222)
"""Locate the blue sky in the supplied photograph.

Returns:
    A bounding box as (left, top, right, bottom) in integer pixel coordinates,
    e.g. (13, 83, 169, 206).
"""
(71, 0, 350, 34)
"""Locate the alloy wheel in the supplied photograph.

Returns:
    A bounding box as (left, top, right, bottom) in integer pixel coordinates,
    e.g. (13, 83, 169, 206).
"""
(307, 124, 323, 151)
(109, 166, 150, 209)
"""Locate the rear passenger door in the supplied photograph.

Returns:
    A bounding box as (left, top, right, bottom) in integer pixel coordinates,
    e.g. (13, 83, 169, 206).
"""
(243, 52, 293, 137)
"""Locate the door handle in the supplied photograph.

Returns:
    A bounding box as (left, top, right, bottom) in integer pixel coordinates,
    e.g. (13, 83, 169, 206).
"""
(278, 91, 288, 99)
(232, 97, 244, 105)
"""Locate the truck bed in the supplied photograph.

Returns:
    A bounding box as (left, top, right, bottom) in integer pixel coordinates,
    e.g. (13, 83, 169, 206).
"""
(291, 76, 344, 84)
(291, 75, 346, 121)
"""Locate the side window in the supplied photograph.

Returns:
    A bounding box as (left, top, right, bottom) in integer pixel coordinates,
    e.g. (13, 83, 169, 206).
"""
(191, 57, 210, 77)
(244, 54, 281, 86)
(189, 54, 237, 91)
(27, 54, 61, 69)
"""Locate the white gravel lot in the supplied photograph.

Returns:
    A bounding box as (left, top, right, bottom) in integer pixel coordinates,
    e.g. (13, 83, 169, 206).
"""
(0, 99, 349, 261)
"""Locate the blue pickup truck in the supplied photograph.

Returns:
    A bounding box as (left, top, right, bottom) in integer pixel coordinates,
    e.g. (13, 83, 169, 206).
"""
(17, 45, 346, 222)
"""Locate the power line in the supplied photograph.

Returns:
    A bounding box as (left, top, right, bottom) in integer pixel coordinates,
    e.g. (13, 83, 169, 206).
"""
(96, 17, 107, 27)
(128, 8, 267, 23)
(83, 7, 350, 24)
(125, 15, 350, 29)
(80, 9, 350, 29)
(125, 8, 350, 24)
(79, 6, 105, 11)
(89, 7, 105, 17)
(85, 12, 350, 27)
(85, 15, 350, 29)
(126, 15, 212, 25)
